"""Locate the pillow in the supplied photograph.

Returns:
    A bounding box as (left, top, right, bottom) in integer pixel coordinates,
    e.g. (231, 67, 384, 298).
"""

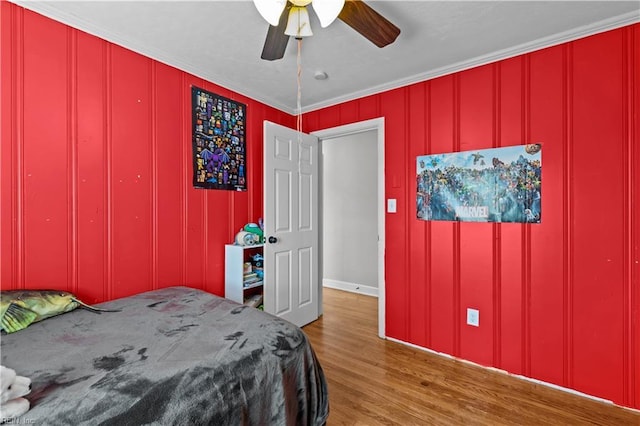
(1, 290, 118, 333)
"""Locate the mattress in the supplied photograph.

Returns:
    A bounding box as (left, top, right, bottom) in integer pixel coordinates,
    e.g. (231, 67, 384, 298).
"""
(0, 286, 328, 425)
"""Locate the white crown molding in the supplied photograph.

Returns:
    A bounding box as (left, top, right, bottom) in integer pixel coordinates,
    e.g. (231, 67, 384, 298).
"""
(301, 9, 640, 113)
(9, 1, 640, 116)
(9, 0, 295, 114)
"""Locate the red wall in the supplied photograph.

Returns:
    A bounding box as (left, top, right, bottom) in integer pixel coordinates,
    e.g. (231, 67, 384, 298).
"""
(2, 0, 639, 411)
(0, 2, 293, 301)
(304, 25, 640, 409)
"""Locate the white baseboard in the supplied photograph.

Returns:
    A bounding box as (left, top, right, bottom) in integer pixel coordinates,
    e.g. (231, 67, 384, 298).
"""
(323, 279, 378, 297)
(386, 337, 640, 413)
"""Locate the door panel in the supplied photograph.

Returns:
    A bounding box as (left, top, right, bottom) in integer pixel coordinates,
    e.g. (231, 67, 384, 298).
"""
(264, 121, 319, 327)
(298, 247, 312, 305)
(275, 170, 291, 232)
(274, 251, 291, 315)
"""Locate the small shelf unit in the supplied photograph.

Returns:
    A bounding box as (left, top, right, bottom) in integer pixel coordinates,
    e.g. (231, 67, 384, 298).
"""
(224, 244, 263, 304)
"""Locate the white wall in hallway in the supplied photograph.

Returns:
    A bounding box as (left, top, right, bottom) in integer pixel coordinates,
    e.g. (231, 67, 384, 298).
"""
(322, 130, 378, 292)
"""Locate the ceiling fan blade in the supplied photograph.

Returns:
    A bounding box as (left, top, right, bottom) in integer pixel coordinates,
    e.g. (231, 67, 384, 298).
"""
(261, 3, 292, 61)
(338, 0, 400, 48)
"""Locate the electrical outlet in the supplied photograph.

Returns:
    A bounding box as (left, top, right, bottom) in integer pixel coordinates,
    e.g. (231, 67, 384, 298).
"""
(467, 308, 479, 327)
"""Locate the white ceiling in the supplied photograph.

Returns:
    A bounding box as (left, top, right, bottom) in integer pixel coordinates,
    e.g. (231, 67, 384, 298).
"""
(11, 1, 640, 114)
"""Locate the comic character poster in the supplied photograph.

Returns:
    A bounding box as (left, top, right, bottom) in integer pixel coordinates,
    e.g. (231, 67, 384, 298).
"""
(192, 87, 246, 191)
(416, 144, 542, 223)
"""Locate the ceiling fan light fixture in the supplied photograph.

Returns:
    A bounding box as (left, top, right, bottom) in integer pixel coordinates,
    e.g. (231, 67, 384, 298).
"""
(285, 6, 313, 38)
(253, 0, 287, 26)
(312, 0, 345, 28)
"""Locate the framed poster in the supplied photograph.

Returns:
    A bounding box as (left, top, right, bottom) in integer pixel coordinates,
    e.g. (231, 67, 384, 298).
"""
(416, 144, 542, 223)
(192, 86, 246, 191)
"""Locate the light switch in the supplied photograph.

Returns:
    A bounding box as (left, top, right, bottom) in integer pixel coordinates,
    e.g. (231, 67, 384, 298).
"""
(387, 199, 397, 213)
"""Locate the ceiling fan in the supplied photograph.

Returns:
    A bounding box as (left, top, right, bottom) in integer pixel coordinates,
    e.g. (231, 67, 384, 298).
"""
(254, 0, 401, 61)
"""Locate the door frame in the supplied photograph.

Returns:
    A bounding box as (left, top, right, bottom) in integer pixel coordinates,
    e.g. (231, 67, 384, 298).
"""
(311, 118, 386, 338)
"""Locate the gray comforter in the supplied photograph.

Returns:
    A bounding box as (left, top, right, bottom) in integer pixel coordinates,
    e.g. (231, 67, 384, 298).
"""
(0, 286, 328, 425)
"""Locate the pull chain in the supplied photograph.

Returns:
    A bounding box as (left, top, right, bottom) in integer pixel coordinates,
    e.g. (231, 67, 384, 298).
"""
(296, 38, 303, 137)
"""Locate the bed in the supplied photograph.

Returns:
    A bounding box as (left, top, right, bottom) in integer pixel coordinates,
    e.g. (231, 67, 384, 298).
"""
(0, 286, 329, 425)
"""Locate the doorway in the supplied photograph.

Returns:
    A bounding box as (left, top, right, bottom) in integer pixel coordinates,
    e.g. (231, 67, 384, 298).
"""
(313, 118, 386, 338)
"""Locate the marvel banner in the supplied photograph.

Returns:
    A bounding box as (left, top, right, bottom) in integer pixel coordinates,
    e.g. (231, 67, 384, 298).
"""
(416, 144, 542, 223)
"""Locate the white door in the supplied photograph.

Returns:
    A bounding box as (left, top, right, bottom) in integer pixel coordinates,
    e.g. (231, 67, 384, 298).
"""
(263, 121, 319, 327)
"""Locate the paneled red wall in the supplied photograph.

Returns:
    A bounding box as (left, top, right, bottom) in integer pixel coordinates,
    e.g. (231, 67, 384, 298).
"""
(305, 25, 640, 409)
(0, 2, 293, 301)
(2, 0, 639, 411)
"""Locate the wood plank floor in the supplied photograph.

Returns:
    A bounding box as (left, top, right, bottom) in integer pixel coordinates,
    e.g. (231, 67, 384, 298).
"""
(302, 288, 640, 425)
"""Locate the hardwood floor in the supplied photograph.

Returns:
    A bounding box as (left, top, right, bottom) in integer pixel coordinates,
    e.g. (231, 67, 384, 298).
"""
(302, 288, 640, 425)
